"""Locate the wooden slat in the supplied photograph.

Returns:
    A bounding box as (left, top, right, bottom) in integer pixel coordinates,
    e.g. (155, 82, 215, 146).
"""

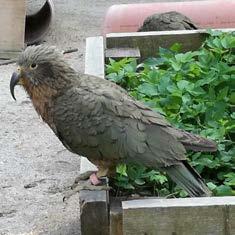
(0, 0, 26, 59)
(122, 196, 235, 235)
(229, 204, 235, 235)
(85, 36, 105, 78)
(106, 28, 235, 59)
(106, 47, 140, 61)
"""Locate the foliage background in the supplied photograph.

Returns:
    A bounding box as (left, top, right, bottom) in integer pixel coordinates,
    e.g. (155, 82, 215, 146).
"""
(106, 31, 235, 197)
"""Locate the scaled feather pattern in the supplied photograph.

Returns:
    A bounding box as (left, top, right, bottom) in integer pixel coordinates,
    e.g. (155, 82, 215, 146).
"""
(138, 11, 197, 32)
(11, 45, 217, 197)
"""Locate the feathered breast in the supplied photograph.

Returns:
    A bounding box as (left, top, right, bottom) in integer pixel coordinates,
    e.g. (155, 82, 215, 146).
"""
(23, 79, 57, 126)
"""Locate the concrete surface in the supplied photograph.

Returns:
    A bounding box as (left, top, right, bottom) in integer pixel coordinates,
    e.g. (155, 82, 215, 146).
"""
(0, 0, 200, 234)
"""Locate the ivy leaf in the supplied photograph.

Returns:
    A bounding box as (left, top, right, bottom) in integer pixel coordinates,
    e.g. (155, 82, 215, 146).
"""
(116, 164, 127, 176)
(188, 86, 206, 96)
(215, 185, 234, 196)
(144, 57, 165, 67)
(177, 80, 191, 90)
(224, 173, 235, 186)
(207, 182, 217, 191)
(137, 83, 159, 97)
(149, 174, 167, 184)
(171, 60, 182, 71)
(170, 43, 182, 53)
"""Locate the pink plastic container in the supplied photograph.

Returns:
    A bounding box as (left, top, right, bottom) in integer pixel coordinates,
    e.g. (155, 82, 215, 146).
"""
(103, 0, 235, 34)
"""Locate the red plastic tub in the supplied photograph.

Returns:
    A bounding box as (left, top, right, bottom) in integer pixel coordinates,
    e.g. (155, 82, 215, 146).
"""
(103, 0, 235, 34)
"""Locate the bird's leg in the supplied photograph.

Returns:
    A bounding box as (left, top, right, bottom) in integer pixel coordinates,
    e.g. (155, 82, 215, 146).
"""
(72, 170, 95, 188)
(89, 167, 109, 186)
(63, 167, 110, 201)
(71, 167, 109, 189)
(63, 180, 110, 201)
(89, 173, 101, 185)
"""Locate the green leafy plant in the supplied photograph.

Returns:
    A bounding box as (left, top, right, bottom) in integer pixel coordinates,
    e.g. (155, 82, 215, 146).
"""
(106, 31, 235, 197)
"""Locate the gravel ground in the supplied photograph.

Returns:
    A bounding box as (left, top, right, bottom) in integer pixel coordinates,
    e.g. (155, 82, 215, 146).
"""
(0, 0, 198, 234)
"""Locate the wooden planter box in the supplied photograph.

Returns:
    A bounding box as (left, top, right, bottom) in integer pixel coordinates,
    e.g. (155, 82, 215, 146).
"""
(80, 29, 235, 235)
(0, 0, 26, 59)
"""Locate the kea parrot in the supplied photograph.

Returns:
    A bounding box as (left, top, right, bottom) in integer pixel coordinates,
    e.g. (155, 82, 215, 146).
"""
(10, 45, 217, 197)
(138, 11, 197, 32)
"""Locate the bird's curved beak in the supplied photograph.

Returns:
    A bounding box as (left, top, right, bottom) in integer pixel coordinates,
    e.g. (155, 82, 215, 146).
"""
(10, 72, 21, 100)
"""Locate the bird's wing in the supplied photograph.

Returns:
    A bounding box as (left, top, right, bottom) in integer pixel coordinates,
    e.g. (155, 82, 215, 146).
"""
(139, 12, 197, 31)
(167, 12, 197, 30)
(53, 74, 186, 168)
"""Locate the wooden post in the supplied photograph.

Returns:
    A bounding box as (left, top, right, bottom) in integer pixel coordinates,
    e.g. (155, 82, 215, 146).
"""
(110, 198, 123, 235)
(80, 190, 109, 235)
(0, 0, 26, 59)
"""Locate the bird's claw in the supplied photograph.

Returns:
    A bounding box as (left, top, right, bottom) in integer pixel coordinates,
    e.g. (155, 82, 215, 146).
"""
(63, 177, 110, 202)
(71, 171, 95, 189)
(89, 173, 103, 185)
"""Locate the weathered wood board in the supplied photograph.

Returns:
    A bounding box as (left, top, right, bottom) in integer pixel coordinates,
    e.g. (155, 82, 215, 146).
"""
(110, 198, 123, 235)
(105, 47, 140, 61)
(80, 190, 109, 235)
(85, 36, 105, 78)
(106, 28, 235, 59)
(122, 197, 235, 235)
(0, 0, 26, 59)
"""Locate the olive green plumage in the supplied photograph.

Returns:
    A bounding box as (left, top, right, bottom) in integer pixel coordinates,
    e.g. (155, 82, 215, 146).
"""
(138, 11, 197, 32)
(11, 45, 216, 197)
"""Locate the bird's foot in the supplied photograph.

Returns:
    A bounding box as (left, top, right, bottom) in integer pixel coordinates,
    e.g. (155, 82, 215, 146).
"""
(71, 171, 105, 189)
(63, 173, 110, 201)
(71, 171, 95, 189)
(89, 173, 102, 185)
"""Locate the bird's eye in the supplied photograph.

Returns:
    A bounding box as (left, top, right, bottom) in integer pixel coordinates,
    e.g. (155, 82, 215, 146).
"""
(30, 63, 37, 69)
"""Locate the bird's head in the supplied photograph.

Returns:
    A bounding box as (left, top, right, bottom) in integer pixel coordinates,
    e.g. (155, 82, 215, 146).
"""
(10, 45, 74, 100)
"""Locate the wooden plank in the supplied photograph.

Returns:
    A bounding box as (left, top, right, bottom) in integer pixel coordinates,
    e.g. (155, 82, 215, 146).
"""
(85, 36, 105, 78)
(0, 0, 26, 59)
(106, 47, 140, 61)
(106, 28, 235, 59)
(122, 196, 235, 235)
(80, 190, 109, 235)
(229, 204, 235, 235)
(110, 198, 123, 235)
(79, 35, 109, 235)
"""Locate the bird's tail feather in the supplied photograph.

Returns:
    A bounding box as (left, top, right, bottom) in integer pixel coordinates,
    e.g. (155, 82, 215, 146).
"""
(169, 127, 217, 152)
(164, 161, 211, 197)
